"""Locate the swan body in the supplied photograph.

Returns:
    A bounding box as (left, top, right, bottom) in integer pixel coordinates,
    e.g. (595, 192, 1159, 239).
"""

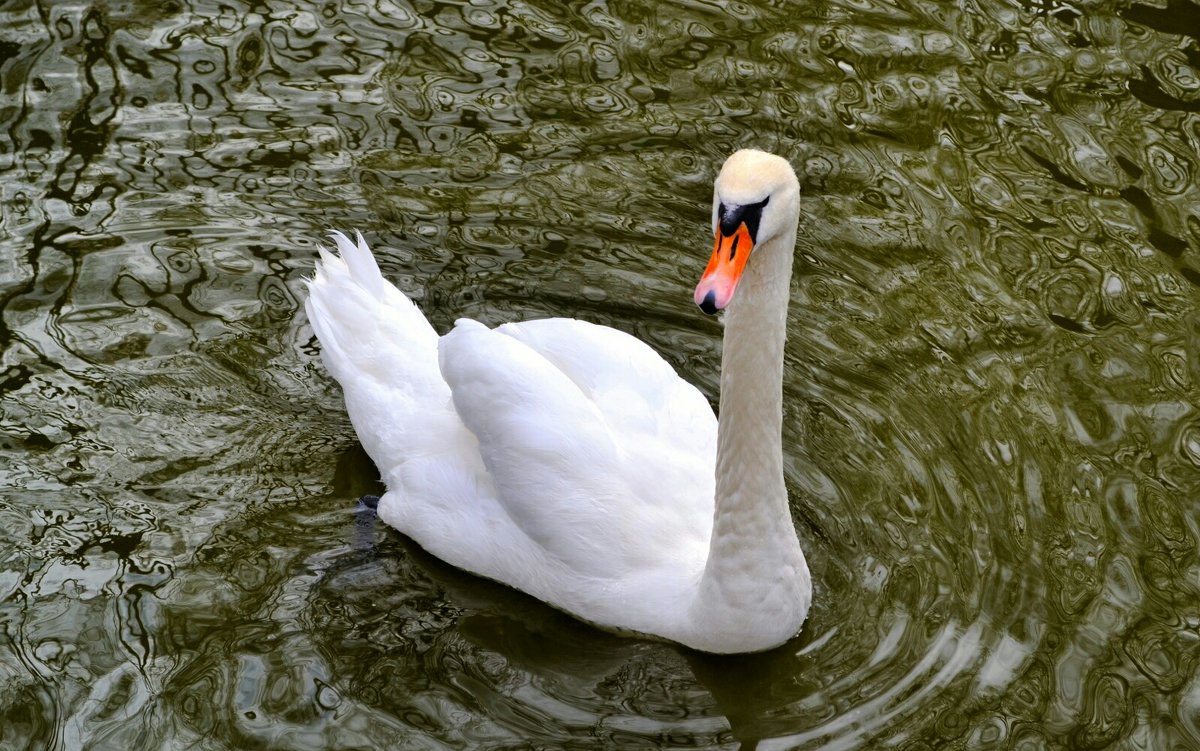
(306, 149, 810, 653)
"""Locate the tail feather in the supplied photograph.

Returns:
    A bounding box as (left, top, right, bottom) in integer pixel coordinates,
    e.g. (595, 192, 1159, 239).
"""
(305, 230, 440, 386)
(305, 230, 451, 480)
(331, 230, 387, 301)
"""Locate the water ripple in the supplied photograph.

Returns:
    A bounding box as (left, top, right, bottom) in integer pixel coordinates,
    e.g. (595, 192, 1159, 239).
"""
(2, 0, 1200, 748)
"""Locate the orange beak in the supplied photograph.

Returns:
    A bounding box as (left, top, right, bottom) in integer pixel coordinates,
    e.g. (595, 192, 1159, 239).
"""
(694, 223, 754, 315)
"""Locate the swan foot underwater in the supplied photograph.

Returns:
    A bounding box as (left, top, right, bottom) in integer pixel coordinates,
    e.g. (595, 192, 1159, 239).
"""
(306, 149, 811, 654)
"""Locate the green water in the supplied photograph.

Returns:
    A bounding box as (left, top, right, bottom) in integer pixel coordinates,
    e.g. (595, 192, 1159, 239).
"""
(2, 0, 1200, 748)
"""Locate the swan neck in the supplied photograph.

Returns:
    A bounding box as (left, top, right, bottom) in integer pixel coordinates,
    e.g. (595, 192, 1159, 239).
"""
(714, 228, 792, 538)
(689, 223, 811, 652)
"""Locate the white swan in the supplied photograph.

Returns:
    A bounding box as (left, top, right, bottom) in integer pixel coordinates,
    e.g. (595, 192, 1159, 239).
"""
(306, 149, 810, 653)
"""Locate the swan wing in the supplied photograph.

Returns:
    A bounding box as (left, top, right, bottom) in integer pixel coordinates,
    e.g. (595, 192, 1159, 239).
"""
(496, 318, 719, 567)
(494, 318, 717, 462)
(438, 317, 716, 579)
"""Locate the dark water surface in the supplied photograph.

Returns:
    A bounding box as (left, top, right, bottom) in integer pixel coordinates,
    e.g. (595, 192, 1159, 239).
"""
(3, 0, 1200, 748)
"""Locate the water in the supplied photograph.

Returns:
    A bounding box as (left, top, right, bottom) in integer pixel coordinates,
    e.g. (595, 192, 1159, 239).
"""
(2, 0, 1199, 748)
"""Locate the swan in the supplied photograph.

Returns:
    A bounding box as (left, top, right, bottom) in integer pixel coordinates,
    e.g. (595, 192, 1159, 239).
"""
(305, 149, 810, 653)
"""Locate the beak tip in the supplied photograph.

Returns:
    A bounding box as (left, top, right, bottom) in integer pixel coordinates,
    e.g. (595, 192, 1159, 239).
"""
(697, 289, 720, 315)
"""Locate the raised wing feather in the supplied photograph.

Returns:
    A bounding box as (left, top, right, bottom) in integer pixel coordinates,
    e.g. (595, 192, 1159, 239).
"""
(438, 317, 716, 578)
(495, 317, 717, 460)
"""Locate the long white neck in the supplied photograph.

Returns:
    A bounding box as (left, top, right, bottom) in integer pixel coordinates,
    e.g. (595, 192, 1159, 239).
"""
(689, 223, 811, 653)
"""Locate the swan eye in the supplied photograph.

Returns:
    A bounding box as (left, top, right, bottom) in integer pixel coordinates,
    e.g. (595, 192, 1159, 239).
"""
(717, 196, 770, 243)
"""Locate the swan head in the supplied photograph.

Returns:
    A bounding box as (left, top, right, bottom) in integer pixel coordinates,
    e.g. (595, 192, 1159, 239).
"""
(694, 149, 800, 314)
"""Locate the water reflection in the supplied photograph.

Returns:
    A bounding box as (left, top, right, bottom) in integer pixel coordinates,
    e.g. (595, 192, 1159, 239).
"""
(2, 0, 1200, 748)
